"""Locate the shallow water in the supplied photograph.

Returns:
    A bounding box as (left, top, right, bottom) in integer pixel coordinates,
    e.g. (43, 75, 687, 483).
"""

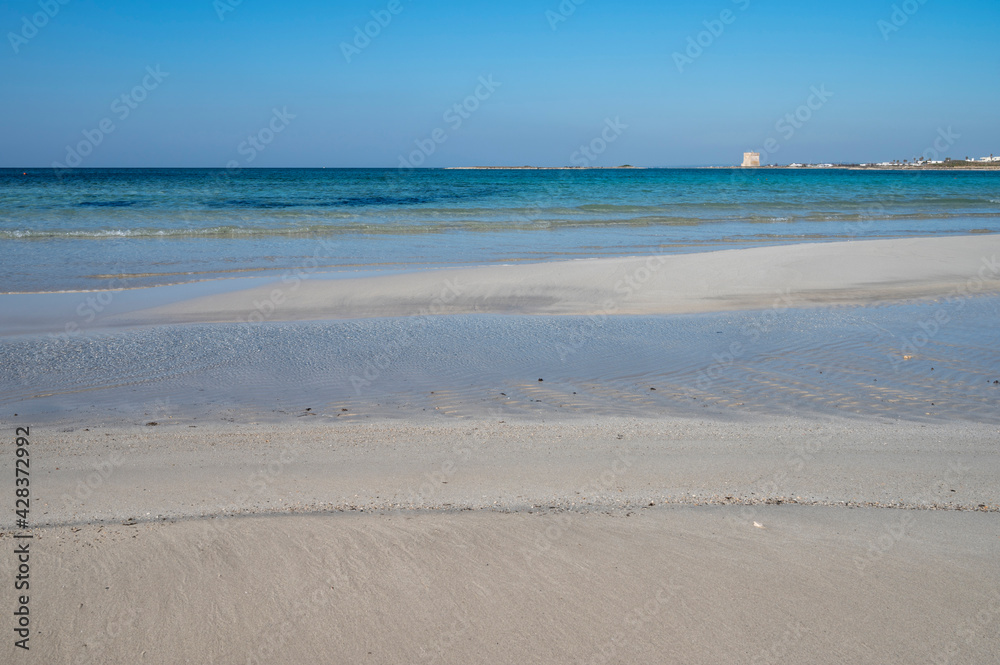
(2, 168, 998, 292)
(2, 295, 997, 426)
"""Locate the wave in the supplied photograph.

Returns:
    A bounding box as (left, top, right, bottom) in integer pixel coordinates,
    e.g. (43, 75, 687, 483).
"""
(207, 195, 444, 208)
(78, 200, 140, 207)
(1, 196, 998, 231)
(65, 191, 495, 211)
(2, 210, 998, 240)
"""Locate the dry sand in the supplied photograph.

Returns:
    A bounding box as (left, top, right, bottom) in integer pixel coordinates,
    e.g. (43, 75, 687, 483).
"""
(7, 416, 1000, 664)
(2, 236, 999, 664)
(14, 507, 1000, 665)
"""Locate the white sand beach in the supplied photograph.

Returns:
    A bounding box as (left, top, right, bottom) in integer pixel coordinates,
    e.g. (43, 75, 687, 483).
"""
(1, 236, 999, 664)
(109, 235, 1000, 326)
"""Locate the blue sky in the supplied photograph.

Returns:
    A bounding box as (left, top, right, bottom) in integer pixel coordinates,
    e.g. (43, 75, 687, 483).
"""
(1, 0, 998, 167)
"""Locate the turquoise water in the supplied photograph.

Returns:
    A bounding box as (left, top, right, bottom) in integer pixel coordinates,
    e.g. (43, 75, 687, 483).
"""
(1, 168, 998, 292)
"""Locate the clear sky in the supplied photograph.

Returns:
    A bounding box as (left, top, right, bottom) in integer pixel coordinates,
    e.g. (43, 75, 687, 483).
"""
(1, 0, 998, 167)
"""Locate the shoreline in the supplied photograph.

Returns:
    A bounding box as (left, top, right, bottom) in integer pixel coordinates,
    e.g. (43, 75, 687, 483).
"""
(2, 235, 997, 430)
(444, 165, 1000, 170)
(3, 232, 996, 299)
(1, 235, 998, 663)
(106, 234, 1000, 328)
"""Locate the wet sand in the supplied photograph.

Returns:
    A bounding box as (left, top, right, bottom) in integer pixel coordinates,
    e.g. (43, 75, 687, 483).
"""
(2, 296, 998, 427)
(109, 234, 1000, 324)
(1, 236, 999, 664)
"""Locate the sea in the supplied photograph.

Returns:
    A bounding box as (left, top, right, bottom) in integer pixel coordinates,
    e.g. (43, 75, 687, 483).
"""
(1, 167, 999, 293)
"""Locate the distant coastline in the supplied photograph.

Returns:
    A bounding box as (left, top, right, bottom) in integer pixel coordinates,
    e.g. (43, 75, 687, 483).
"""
(445, 165, 645, 170)
(445, 163, 1000, 171)
(723, 163, 1000, 171)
